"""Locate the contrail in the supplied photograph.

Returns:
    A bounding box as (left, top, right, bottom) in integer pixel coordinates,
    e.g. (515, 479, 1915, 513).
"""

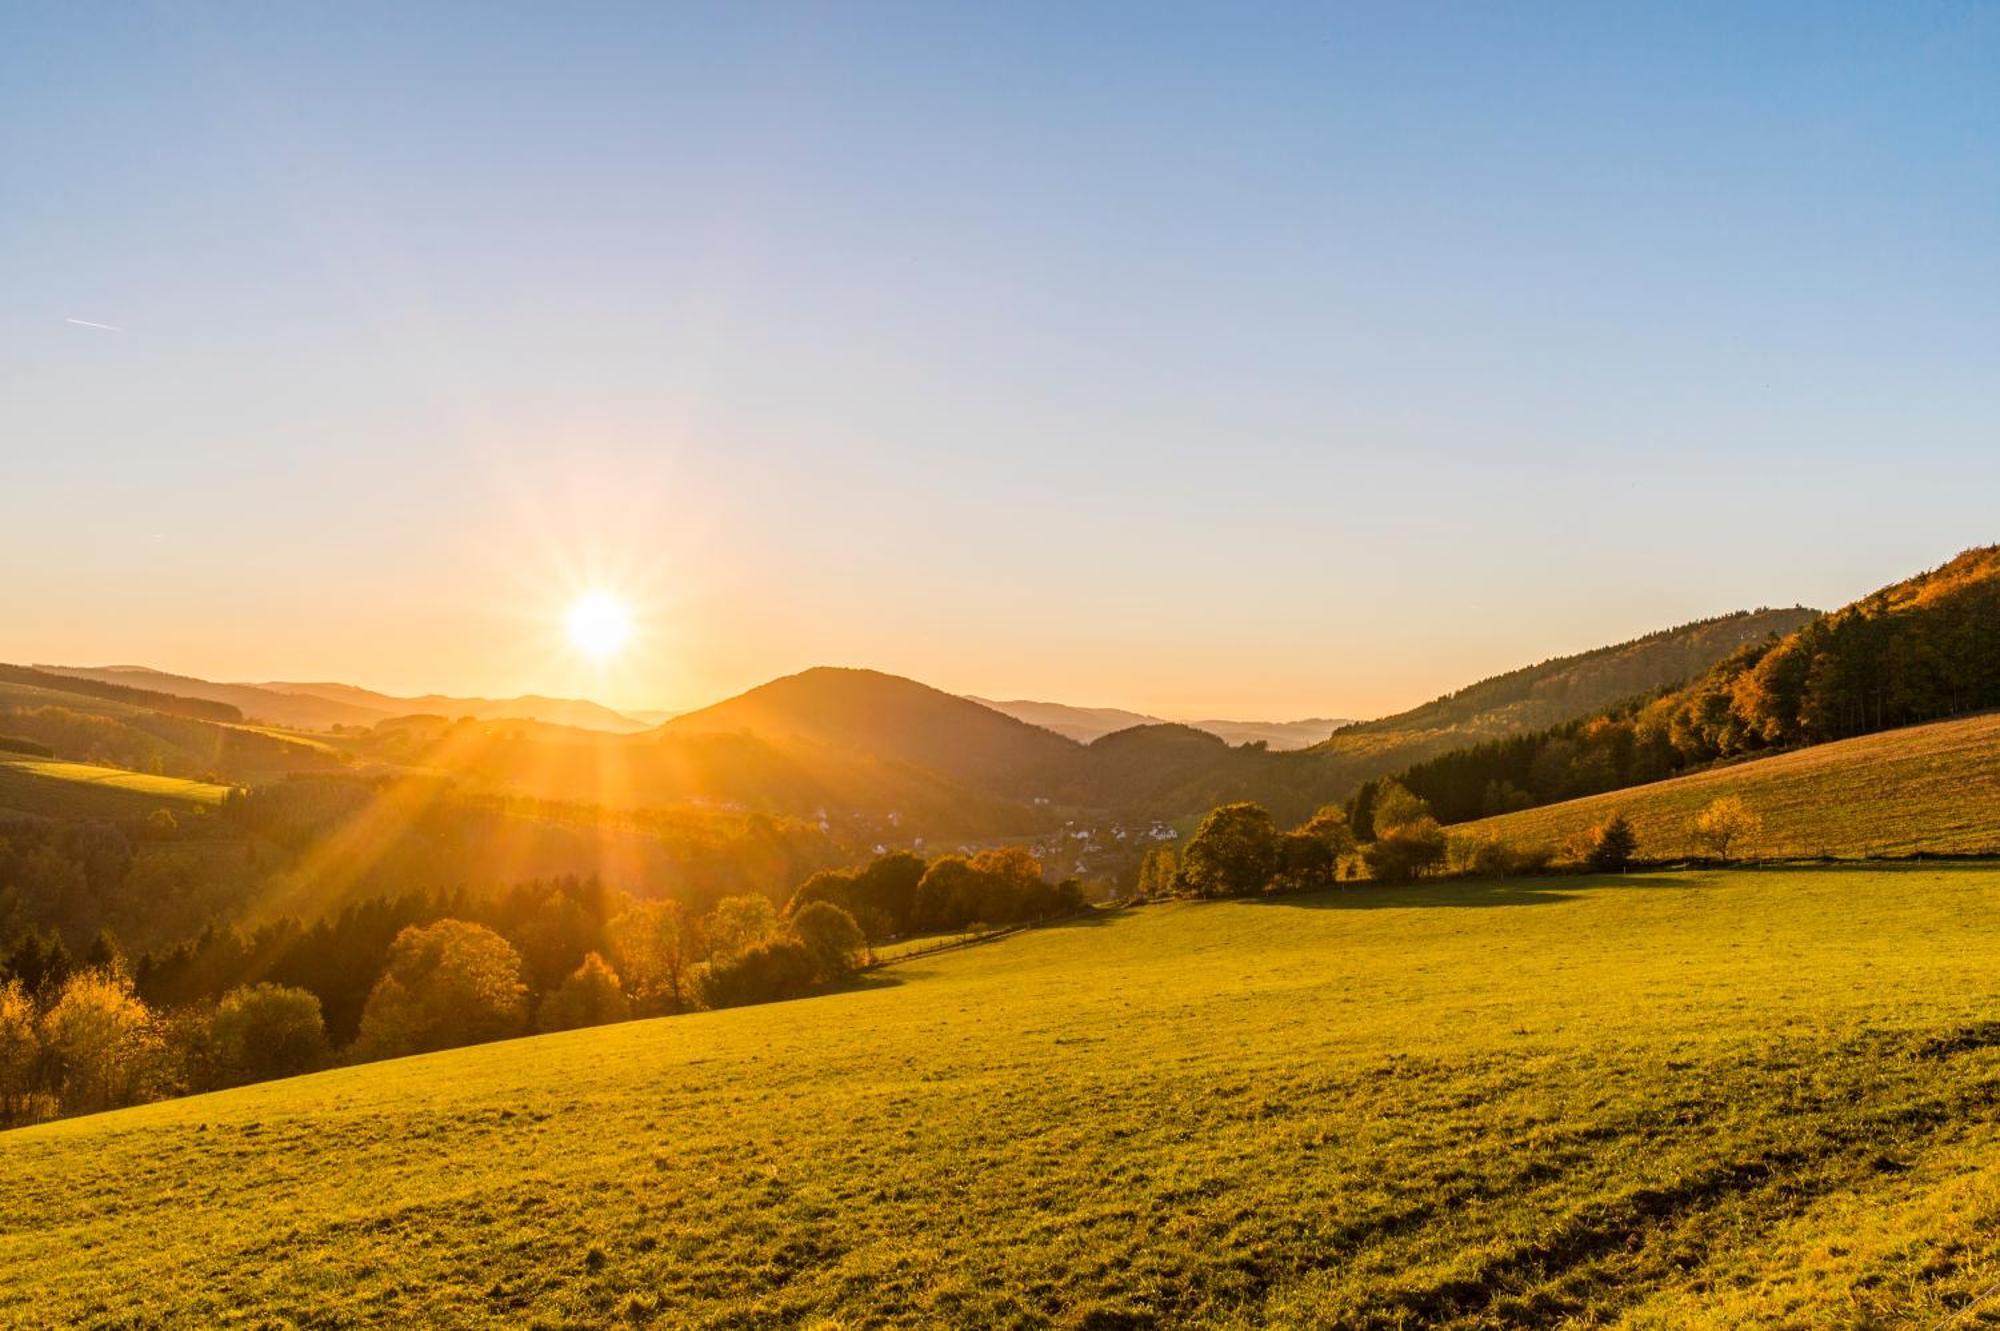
(65, 317, 124, 332)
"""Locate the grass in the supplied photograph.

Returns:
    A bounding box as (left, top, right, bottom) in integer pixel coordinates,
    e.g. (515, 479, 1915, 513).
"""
(0, 758, 235, 818)
(1461, 709, 2000, 861)
(5, 865, 2000, 1327)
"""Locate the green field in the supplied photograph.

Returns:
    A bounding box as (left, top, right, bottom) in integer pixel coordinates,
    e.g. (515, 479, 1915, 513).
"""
(5, 865, 2000, 1327)
(1461, 710, 2000, 862)
(0, 758, 235, 818)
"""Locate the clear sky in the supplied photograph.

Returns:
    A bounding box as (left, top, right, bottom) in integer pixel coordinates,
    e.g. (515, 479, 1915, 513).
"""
(4, 3, 1997, 720)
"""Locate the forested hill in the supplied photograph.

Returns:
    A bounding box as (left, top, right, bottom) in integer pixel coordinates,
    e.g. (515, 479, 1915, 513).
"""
(659, 667, 1082, 797)
(1326, 607, 1819, 744)
(1360, 546, 2000, 826)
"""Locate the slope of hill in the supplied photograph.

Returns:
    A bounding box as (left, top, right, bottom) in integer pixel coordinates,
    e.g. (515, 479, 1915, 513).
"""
(1457, 709, 2000, 860)
(1369, 546, 2000, 826)
(663, 668, 1080, 797)
(1329, 606, 1819, 744)
(972, 698, 1347, 749)
(39, 665, 649, 734)
(7, 865, 1999, 1325)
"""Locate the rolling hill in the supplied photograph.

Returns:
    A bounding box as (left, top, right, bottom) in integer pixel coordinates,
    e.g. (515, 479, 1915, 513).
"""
(38, 665, 649, 734)
(971, 698, 1347, 749)
(1457, 708, 2000, 860)
(7, 864, 1999, 1326)
(661, 668, 1081, 798)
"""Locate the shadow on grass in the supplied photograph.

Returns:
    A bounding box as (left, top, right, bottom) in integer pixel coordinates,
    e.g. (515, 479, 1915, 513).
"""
(1241, 873, 1705, 911)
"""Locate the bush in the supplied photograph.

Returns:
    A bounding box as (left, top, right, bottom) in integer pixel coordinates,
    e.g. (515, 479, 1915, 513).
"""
(211, 983, 329, 1085)
(1455, 835, 1556, 878)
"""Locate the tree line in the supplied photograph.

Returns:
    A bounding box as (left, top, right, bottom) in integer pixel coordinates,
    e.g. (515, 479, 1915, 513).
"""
(0, 842, 1088, 1130)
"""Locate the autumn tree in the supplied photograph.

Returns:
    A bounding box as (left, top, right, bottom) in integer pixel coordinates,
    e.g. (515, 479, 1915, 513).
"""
(606, 899, 690, 1015)
(704, 895, 780, 962)
(1690, 796, 1762, 861)
(40, 969, 164, 1115)
(353, 919, 528, 1060)
(0, 979, 37, 1123)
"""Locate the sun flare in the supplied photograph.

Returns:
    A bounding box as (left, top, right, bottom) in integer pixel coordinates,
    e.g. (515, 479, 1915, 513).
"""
(564, 592, 632, 660)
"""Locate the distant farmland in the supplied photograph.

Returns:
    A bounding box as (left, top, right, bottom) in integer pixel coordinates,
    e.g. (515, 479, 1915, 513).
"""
(0, 758, 235, 819)
(1459, 709, 2000, 861)
(4, 864, 1999, 1326)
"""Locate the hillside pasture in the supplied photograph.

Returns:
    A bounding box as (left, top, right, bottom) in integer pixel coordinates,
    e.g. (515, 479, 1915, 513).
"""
(1459, 710, 2000, 861)
(0, 758, 234, 820)
(4, 864, 2000, 1326)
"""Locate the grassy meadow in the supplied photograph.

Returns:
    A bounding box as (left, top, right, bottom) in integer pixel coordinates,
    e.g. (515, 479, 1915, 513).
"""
(5, 864, 2000, 1327)
(1461, 710, 2000, 861)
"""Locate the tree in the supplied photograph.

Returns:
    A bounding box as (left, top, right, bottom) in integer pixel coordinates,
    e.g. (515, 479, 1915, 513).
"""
(699, 938, 820, 1009)
(353, 919, 527, 1060)
(1690, 796, 1762, 862)
(705, 895, 779, 962)
(849, 851, 927, 937)
(1361, 784, 1448, 883)
(1362, 816, 1448, 882)
(1135, 846, 1179, 899)
(537, 952, 629, 1032)
(1273, 831, 1336, 893)
(1585, 814, 1639, 873)
(210, 984, 328, 1086)
(789, 902, 866, 983)
(0, 979, 37, 1124)
(913, 856, 981, 931)
(606, 899, 689, 1015)
(1297, 805, 1358, 860)
(40, 969, 163, 1115)
(1179, 803, 1279, 898)
(786, 869, 857, 920)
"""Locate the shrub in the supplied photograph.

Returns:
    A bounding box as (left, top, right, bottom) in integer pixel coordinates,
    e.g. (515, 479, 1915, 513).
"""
(211, 983, 329, 1085)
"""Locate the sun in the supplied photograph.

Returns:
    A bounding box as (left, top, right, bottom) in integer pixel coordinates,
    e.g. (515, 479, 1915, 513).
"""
(565, 592, 633, 660)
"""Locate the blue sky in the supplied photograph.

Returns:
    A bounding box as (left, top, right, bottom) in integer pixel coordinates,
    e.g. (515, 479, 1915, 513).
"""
(4, 3, 1997, 717)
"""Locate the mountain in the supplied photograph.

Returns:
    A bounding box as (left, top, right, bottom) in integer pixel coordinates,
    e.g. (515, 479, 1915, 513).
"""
(36, 665, 649, 734)
(971, 697, 1347, 749)
(662, 668, 1080, 797)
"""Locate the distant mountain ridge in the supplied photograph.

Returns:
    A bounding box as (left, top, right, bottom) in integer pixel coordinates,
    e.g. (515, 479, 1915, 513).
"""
(36, 665, 649, 734)
(969, 697, 1347, 749)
